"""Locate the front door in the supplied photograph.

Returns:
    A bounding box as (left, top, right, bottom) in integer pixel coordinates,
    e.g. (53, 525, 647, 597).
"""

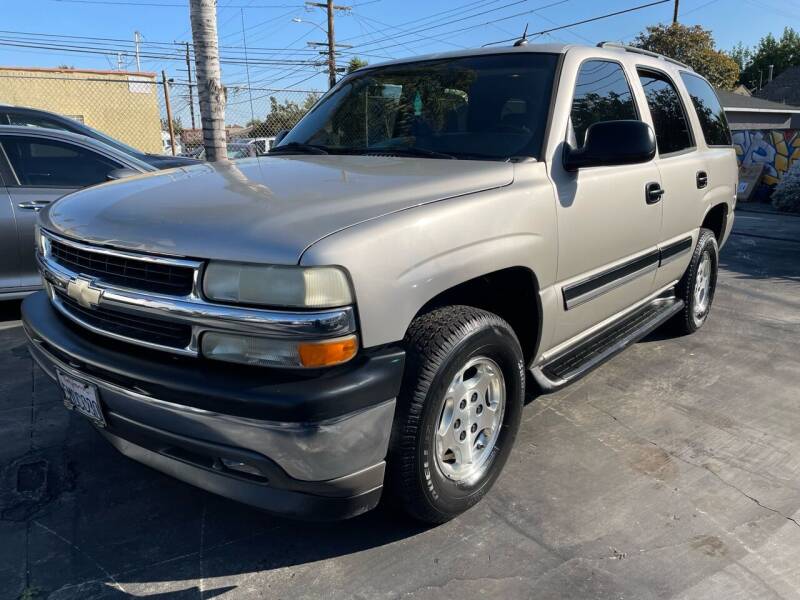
(0, 134, 124, 288)
(549, 58, 663, 347)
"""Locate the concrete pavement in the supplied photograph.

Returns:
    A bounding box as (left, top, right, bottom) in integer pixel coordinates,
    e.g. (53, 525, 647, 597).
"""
(1, 208, 799, 599)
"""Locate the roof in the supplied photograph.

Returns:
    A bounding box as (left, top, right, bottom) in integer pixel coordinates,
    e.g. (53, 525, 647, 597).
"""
(716, 89, 800, 113)
(755, 66, 800, 106)
(0, 65, 156, 78)
(360, 43, 572, 71)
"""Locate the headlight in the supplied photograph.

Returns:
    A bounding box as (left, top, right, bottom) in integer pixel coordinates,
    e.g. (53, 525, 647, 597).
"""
(201, 332, 358, 368)
(203, 262, 353, 308)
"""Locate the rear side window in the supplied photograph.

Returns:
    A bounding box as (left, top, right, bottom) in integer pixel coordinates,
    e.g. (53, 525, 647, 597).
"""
(570, 60, 638, 148)
(637, 70, 693, 155)
(0, 136, 122, 188)
(6, 113, 67, 131)
(679, 72, 732, 146)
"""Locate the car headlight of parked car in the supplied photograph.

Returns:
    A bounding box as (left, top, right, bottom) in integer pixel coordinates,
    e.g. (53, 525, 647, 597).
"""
(201, 262, 357, 368)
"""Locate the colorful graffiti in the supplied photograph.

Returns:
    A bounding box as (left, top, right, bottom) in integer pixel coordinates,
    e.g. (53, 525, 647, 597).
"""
(733, 129, 800, 185)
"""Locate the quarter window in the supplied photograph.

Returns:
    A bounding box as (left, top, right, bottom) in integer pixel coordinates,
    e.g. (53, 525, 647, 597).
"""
(570, 60, 638, 148)
(0, 136, 122, 188)
(637, 70, 693, 155)
(679, 72, 731, 146)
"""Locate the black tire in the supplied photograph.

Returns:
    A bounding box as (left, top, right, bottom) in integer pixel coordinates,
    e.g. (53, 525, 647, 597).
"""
(387, 305, 525, 524)
(671, 228, 719, 335)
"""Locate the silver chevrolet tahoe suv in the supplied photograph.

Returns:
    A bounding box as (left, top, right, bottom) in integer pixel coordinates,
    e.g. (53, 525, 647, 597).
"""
(22, 43, 736, 523)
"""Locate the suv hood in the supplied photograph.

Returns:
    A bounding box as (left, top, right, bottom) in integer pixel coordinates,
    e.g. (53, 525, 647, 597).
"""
(41, 155, 513, 264)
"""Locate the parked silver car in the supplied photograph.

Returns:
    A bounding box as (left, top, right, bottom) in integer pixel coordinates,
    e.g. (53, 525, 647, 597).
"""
(22, 43, 736, 522)
(0, 126, 154, 298)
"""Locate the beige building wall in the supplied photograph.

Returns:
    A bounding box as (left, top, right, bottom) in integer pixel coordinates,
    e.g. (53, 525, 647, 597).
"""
(0, 67, 163, 154)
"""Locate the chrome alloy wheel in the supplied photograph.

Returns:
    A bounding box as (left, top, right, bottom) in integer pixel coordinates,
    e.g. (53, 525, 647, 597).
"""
(693, 251, 712, 319)
(434, 356, 506, 483)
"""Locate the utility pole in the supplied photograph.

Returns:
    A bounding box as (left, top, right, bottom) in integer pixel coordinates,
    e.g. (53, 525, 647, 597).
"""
(304, 1, 351, 89)
(189, 0, 227, 162)
(326, 0, 336, 89)
(134, 31, 141, 71)
(184, 42, 197, 129)
(162, 71, 177, 156)
(672, 0, 679, 24)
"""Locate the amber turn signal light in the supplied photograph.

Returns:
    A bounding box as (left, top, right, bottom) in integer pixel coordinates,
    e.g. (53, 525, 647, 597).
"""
(297, 335, 358, 368)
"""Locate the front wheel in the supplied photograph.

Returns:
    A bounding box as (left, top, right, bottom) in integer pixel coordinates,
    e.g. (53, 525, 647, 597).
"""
(388, 306, 524, 524)
(672, 228, 719, 334)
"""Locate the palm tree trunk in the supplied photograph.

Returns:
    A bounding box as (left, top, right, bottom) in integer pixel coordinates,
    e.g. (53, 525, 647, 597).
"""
(190, 0, 227, 162)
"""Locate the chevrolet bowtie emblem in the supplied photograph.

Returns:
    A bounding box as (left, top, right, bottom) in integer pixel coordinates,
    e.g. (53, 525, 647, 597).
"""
(66, 277, 103, 309)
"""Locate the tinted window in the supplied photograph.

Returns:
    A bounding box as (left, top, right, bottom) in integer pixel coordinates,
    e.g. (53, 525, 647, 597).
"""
(6, 113, 66, 131)
(679, 72, 731, 146)
(281, 53, 558, 160)
(0, 136, 122, 187)
(637, 70, 693, 154)
(571, 60, 637, 147)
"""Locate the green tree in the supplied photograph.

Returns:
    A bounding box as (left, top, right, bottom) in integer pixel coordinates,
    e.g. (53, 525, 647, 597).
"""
(736, 27, 800, 89)
(346, 57, 369, 73)
(161, 117, 183, 135)
(633, 23, 739, 89)
(248, 93, 320, 137)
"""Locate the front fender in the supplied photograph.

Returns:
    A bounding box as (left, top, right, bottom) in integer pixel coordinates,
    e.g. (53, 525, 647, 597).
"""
(300, 163, 558, 348)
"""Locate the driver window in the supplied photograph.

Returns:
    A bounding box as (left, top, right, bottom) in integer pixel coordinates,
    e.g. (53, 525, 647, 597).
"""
(570, 60, 638, 147)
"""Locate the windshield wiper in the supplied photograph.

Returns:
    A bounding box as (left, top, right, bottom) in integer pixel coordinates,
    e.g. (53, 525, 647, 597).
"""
(269, 142, 329, 155)
(366, 146, 457, 160)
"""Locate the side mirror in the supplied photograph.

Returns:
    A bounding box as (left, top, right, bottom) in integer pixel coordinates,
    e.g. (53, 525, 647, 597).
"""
(107, 167, 139, 181)
(274, 129, 290, 145)
(564, 120, 656, 172)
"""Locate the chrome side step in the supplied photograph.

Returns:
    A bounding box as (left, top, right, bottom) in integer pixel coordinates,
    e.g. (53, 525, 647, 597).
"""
(531, 296, 684, 392)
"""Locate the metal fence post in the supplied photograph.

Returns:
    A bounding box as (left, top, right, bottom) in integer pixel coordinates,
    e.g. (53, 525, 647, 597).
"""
(162, 70, 177, 156)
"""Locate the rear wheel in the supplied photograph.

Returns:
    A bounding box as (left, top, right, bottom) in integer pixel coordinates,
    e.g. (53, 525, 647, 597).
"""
(672, 228, 719, 334)
(388, 306, 524, 524)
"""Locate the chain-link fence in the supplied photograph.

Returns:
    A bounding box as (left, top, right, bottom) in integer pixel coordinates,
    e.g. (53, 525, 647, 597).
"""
(0, 68, 321, 159)
(166, 82, 321, 157)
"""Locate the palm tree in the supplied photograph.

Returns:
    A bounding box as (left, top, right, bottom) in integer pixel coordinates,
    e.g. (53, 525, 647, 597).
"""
(190, 0, 227, 161)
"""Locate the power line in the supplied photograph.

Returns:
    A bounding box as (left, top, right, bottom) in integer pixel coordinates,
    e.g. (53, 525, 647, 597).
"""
(48, 0, 306, 7)
(482, 0, 673, 46)
(346, 0, 571, 54)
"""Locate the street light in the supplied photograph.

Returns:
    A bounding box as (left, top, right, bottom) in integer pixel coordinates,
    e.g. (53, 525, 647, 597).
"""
(291, 17, 327, 34)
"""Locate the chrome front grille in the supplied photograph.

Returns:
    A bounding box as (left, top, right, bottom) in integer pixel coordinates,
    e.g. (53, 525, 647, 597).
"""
(54, 289, 193, 349)
(37, 230, 357, 357)
(50, 238, 195, 296)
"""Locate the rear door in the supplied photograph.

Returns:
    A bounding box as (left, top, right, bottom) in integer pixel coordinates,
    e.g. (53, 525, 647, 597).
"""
(0, 134, 125, 288)
(634, 68, 705, 288)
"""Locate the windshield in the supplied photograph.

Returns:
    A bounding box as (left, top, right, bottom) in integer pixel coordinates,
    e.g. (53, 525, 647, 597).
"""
(279, 53, 558, 160)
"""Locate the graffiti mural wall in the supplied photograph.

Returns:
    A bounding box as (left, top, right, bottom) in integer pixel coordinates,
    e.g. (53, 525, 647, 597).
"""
(733, 130, 800, 185)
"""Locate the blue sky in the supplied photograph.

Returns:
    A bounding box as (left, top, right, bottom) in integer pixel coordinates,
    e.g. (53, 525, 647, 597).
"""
(2, 0, 797, 124)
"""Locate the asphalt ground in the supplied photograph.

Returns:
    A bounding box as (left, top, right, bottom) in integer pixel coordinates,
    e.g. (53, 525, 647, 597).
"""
(1, 207, 799, 599)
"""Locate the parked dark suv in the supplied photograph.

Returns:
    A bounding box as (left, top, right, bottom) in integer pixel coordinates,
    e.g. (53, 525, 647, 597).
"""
(0, 105, 200, 169)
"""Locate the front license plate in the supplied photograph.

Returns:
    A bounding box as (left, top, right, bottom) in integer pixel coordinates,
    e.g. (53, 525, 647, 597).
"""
(57, 369, 106, 427)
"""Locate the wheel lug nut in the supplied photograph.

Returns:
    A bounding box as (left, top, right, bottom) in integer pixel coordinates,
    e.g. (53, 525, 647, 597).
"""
(454, 419, 461, 430)
(459, 399, 466, 409)
(476, 405, 483, 414)
(459, 431, 466, 441)
(471, 393, 478, 403)
(471, 423, 477, 433)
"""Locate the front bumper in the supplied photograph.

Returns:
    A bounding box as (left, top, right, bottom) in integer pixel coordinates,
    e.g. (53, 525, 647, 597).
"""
(22, 292, 405, 520)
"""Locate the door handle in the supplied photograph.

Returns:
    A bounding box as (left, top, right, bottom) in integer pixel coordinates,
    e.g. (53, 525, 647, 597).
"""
(696, 171, 708, 189)
(17, 200, 51, 211)
(645, 182, 664, 204)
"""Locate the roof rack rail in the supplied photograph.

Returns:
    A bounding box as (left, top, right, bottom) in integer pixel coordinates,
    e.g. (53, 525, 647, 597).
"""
(596, 41, 693, 71)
